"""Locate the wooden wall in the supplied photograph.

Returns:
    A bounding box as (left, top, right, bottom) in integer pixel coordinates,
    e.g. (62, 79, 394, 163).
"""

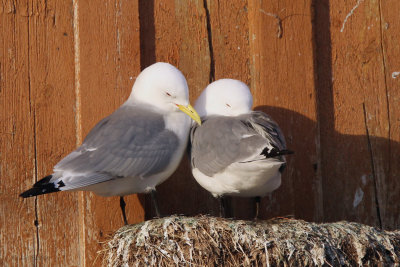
(1, 0, 399, 265)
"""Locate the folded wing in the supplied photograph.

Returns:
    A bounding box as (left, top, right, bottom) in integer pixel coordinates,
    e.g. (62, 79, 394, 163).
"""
(190, 111, 289, 177)
(46, 105, 179, 192)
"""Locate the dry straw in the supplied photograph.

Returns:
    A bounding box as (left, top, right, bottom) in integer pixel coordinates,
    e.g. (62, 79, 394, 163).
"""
(102, 215, 400, 266)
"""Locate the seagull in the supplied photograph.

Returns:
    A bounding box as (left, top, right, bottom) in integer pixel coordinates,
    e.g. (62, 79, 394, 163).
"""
(189, 79, 292, 218)
(20, 62, 201, 224)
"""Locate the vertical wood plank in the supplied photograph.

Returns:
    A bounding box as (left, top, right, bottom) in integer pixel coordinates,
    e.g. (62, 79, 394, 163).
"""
(379, 0, 400, 230)
(140, 0, 215, 217)
(176, 1, 211, 96)
(28, 1, 80, 265)
(206, 0, 250, 84)
(78, 0, 143, 264)
(248, 0, 320, 221)
(141, 0, 211, 104)
(0, 1, 35, 266)
(319, 0, 388, 227)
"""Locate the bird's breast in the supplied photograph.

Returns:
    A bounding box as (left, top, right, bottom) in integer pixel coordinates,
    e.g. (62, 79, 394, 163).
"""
(163, 111, 191, 141)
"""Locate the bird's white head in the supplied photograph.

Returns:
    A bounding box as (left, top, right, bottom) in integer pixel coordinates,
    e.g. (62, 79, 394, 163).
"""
(195, 79, 253, 117)
(128, 62, 201, 124)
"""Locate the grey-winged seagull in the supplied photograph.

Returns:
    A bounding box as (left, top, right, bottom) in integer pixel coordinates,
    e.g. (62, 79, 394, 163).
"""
(20, 62, 201, 223)
(189, 79, 292, 218)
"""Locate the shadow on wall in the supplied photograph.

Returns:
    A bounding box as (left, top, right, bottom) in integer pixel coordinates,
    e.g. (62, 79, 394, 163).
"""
(256, 106, 399, 231)
(140, 106, 399, 230)
(139, 0, 156, 69)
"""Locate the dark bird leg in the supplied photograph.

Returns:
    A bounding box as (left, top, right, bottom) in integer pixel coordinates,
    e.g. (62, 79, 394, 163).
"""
(218, 196, 233, 218)
(151, 190, 161, 218)
(120, 196, 128, 225)
(254, 196, 261, 220)
(219, 196, 227, 218)
(219, 197, 225, 218)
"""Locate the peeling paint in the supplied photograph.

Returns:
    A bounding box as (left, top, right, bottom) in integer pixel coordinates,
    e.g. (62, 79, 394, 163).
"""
(361, 174, 367, 186)
(259, 9, 283, 38)
(391, 72, 400, 79)
(353, 188, 364, 208)
(340, 0, 364, 33)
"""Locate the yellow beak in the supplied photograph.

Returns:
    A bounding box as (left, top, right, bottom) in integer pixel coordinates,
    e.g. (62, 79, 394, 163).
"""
(177, 104, 202, 125)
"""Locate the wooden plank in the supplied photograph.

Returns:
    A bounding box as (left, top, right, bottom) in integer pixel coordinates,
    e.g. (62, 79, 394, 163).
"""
(372, 0, 400, 230)
(248, 0, 320, 221)
(78, 0, 143, 264)
(176, 1, 212, 97)
(26, 1, 81, 265)
(140, 0, 211, 99)
(319, 0, 390, 228)
(0, 2, 36, 266)
(206, 0, 250, 83)
(140, 0, 215, 217)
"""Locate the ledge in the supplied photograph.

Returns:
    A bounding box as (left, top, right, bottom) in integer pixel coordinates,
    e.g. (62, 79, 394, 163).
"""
(102, 215, 400, 266)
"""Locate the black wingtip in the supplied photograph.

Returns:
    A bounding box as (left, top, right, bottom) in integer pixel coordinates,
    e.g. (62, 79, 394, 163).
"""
(20, 188, 44, 198)
(20, 175, 62, 198)
(33, 175, 53, 187)
(261, 148, 294, 158)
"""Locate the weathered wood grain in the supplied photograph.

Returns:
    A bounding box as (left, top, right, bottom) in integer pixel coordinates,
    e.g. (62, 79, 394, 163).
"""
(206, 0, 250, 84)
(27, 1, 81, 266)
(0, 2, 36, 266)
(378, 0, 400, 230)
(319, 0, 393, 228)
(78, 0, 143, 264)
(2, 0, 400, 266)
(0, 1, 81, 266)
(248, 0, 320, 221)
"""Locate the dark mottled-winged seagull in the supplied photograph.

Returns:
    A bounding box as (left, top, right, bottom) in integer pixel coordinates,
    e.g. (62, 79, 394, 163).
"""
(189, 79, 292, 218)
(20, 62, 201, 224)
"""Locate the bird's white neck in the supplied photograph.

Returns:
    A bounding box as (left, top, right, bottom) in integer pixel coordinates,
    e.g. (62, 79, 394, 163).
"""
(163, 111, 191, 139)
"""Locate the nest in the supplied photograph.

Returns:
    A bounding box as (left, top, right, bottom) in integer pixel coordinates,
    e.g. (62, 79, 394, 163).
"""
(102, 215, 400, 266)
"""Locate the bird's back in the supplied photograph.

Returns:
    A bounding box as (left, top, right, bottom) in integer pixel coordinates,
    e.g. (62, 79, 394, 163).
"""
(190, 111, 290, 197)
(21, 104, 184, 197)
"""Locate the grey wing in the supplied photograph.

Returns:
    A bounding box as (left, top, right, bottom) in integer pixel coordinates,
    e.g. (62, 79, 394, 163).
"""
(243, 111, 287, 151)
(190, 116, 267, 177)
(52, 105, 179, 190)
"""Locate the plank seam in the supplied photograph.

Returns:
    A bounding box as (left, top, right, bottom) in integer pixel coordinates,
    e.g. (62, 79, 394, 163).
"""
(310, 0, 331, 222)
(203, 0, 215, 83)
(73, 1, 82, 146)
(25, 5, 41, 265)
(362, 103, 383, 229)
(377, 0, 391, 216)
(73, 0, 85, 266)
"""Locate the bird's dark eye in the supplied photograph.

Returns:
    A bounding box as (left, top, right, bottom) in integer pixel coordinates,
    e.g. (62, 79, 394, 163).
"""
(226, 103, 231, 107)
(166, 92, 171, 96)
